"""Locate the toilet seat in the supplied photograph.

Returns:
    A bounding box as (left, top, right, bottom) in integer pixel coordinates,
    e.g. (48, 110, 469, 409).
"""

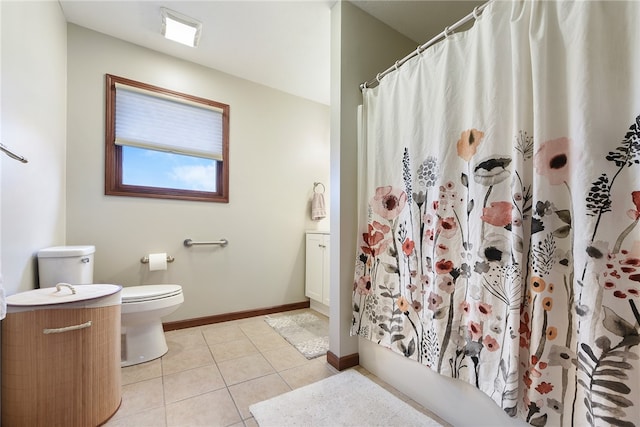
(122, 284, 182, 303)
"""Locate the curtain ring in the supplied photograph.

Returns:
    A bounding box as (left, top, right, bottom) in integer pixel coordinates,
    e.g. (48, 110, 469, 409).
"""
(444, 26, 452, 38)
(376, 73, 382, 83)
(416, 45, 423, 56)
(472, 6, 481, 20)
(394, 60, 400, 71)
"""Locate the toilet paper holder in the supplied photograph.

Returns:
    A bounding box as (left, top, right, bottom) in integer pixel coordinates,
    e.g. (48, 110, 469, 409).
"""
(140, 254, 175, 264)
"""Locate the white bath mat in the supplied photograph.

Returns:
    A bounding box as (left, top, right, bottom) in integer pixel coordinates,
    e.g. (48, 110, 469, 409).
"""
(249, 369, 445, 426)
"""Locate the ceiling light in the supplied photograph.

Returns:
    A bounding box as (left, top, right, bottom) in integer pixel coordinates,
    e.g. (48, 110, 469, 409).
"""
(161, 8, 201, 48)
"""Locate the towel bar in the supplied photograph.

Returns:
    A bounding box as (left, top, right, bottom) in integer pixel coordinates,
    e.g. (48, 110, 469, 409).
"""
(183, 238, 229, 247)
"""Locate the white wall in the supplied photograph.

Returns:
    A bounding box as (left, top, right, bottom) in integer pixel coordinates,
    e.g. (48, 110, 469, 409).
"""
(334, 3, 524, 425)
(66, 25, 330, 322)
(0, 1, 67, 296)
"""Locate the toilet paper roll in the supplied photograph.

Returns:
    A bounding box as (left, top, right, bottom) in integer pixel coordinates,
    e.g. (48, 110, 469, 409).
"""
(148, 253, 168, 271)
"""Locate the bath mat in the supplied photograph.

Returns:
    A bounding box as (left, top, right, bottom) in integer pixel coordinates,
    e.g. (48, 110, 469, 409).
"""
(264, 311, 328, 359)
(249, 369, 445, 427)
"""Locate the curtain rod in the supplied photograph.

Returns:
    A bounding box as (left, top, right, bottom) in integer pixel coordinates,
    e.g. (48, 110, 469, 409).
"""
(360, 0, 493, 91)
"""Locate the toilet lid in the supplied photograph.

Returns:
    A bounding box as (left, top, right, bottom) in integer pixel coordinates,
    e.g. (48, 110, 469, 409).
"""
(121, 284, 182, 303)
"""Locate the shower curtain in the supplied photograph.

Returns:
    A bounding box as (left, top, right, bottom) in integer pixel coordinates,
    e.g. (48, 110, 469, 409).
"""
(352, 1, 640, 426)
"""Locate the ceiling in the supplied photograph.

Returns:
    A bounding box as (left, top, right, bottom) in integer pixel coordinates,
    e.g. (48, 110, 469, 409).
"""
(59, 1, 484, 106)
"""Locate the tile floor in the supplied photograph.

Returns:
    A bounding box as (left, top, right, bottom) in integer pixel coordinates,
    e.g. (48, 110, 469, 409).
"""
(104, 309, 448, 427)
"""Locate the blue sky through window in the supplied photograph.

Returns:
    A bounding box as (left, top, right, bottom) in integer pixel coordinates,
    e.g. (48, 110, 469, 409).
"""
(122, 146, 217, 192)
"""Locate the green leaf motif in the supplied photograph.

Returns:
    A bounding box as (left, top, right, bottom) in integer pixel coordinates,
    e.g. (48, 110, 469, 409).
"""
(593, 369, 628, 379)
(552, 225, 571, 238)
(596, 416, 637, 427)
(595, 336, 611, 351)
(590, 400, 627, 417)
(599, 360, 633, 370)
(391, 334, 405, 343)
(592, 389, 634, 407)
(581, 343, 599, 363)
(461, 172, 469, 188)
(530, 414, 547, 427)
(607, 350, 639, 360)
(592, 379, 631, 394)
(602, 306, 637, 338)
(586, 245, 605, 259)
(555, 209, 572, 225)
(383, 263, 399, 274)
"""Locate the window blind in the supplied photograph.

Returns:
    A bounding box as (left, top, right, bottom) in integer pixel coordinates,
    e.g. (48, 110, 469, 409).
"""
(115, 84, 224, 161)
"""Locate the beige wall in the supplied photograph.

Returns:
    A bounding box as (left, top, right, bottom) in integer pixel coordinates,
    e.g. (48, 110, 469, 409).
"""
(330, 0, 417, 358)
(1, 1, 67, 295)
(66, 25, 330, 322)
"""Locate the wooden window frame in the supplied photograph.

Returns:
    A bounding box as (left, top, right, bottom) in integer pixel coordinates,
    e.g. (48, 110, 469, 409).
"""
(105, 74, 230, 203)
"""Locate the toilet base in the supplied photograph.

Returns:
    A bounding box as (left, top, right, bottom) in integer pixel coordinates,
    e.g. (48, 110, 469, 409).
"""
(121, 320, 168, 367)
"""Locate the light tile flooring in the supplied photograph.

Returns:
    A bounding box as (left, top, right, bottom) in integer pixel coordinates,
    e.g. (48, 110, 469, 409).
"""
(104, 309, 448, 427)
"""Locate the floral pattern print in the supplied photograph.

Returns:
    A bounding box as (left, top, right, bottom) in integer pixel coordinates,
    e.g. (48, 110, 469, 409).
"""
(352, 116, 640, 426)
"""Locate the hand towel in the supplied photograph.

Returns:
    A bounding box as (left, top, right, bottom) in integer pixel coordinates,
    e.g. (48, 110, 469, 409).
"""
(311, 192, 326, 220)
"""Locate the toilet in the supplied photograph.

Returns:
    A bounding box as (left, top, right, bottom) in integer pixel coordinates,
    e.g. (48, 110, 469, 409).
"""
(37, 245, 184, 367)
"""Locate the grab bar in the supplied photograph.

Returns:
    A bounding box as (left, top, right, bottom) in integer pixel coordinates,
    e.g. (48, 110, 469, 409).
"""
(0, 143, 28, 163)
(184, 238, 228, 248)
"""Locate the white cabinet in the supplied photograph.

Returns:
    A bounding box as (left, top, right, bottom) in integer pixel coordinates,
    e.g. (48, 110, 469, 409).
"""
(305, 232, 330, 308)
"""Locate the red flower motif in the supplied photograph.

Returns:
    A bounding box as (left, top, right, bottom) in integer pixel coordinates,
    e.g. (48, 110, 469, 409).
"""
(372, 220, 391, 233)
(468, 320, 483, 341)
(627, 191, 640, 220)
(435, 259, 454, 274)
(614, 290, 627, 299)
(361, 224, 388, 257)
(460, 301, 470, 314)
(372, 186, 407, 220)
(477, 302, 493, 317)
(523, 371, 533, 388)
(355, 275, 373, 295)
(534, 137, 571, 185)
(427, 292, 443, 311)
(483, 335, 500, 352)
(402, 238, 415, 256)
(481, 201, 513, 227)
(634, 191, 640, 212)
(535, 382, 554, 394)
(437, 217, 458, 239)
(438, 276, 454, 294)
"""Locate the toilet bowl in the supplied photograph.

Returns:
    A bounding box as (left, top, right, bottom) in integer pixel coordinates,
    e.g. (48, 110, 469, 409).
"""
(121, 284, 184, 367)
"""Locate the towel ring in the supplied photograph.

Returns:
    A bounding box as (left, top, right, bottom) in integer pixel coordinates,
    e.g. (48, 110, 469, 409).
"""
(313, 182, 325, 194)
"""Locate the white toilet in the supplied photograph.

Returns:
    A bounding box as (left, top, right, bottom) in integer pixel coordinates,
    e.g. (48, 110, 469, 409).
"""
(37, 245, 184, 367)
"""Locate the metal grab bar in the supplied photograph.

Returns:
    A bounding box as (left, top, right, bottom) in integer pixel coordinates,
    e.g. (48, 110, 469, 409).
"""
(0, 143, 28, 163)
(184, 238, 228, 248)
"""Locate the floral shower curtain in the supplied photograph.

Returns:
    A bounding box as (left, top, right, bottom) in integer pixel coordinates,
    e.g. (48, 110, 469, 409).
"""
(352, 1, 640, 426)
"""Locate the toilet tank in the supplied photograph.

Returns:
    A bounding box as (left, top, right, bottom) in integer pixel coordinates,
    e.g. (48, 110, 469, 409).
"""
(37, 245, 95, 288)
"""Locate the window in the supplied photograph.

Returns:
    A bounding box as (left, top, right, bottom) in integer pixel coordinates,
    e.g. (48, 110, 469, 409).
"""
(105, 74, 230, 202)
